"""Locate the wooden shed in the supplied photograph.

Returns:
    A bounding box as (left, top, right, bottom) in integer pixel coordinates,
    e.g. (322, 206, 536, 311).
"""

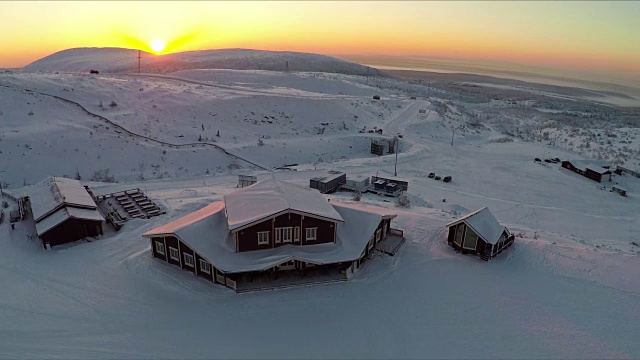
(29, 177, 104, 248)
(562, 160, 612, 183)
(445, 207, 514, 261)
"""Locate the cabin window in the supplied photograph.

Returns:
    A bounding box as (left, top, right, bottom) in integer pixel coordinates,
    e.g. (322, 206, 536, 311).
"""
(463, 230, 478, 250)
(306, 227, 317, 241)
(183, 253, 195, 267)
(294, 227, 300, 242)
(257, 231, 270, 245)
(154, 241, 165, 255)
(169, 247, 179, 261)
(276, 227, 293, 243)
(199, 259, 211, 274)
(454, 224, 464, 246)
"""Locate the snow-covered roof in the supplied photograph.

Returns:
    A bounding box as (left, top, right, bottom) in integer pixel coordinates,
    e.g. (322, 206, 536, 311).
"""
(35, 206, 104, 236)
(29, 177, 99, 222)
(567, 160, 612, 174)
(143, 202, 226, 237)
(311, 172, 345, 183)
(445, 207, 506, 245)
(223, 178, 344, 231)
(143, 200, 395, 273)
(347, 175, 370, 183)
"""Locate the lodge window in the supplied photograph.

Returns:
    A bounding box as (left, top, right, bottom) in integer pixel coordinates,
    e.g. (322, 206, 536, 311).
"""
(257, 231, 269, 245)
(276, 227, 293, 243)
(183, 253, 195, 267)
(199, 259, 211, 274)
(294, 227, 300, 242)
(454, 224, 464, 246)
(306, 227, 317, 241)
(463, 230, 478, 250)
(154, 241, 165, 255)
(169, 247, 179, 261)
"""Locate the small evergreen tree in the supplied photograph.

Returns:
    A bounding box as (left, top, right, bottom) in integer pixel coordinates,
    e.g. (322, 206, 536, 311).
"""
(74, 168, 82, 180)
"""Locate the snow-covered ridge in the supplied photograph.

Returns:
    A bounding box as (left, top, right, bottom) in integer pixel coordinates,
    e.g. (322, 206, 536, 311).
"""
(23, 47, 386, 76)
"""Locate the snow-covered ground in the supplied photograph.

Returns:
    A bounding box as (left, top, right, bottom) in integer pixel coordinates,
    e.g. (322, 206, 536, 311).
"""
(1, 51, 640, 358)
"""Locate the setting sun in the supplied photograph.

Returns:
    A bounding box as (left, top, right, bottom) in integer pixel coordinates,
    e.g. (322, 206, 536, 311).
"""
(150, 39, 166, 53)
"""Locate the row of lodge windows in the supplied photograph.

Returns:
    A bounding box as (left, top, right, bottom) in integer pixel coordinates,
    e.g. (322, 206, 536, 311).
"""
(256, 227, 317, 245)
(154, 239, 211, 274)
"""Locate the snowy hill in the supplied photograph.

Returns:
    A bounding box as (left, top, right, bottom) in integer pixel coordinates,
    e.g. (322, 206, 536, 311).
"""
(1, 65, 640, 358)
(23, 47, 385, 76)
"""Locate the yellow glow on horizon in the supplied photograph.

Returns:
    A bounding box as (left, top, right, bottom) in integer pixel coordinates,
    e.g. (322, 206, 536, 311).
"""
(0, 1, 638, 83)
(150, 39, 166, 54)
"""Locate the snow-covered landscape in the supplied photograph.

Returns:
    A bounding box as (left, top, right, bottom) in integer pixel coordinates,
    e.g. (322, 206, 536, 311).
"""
(1, 48, 640, 358)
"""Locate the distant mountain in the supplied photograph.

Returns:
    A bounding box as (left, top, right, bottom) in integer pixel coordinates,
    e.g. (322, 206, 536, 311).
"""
(23, 47, 385, 76)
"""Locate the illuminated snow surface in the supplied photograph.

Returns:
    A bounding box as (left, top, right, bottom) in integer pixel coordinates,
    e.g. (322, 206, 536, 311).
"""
(1, 49, 640, 358)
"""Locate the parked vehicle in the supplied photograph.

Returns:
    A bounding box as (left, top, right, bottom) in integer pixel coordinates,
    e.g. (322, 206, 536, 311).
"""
(434, 176, 442, 181)
(428, 172, 435, 178)
(443, 176, 452, 183)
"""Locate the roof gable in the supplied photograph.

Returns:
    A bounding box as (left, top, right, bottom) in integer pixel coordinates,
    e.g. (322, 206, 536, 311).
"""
(446, 207, 505, 245)
(223, 178, 343, 231)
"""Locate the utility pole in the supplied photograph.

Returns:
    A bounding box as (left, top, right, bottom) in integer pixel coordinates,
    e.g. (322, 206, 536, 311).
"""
(366, 66, 370, 86)
(0, 181, 3, 199)
(394, 136, 399, 177)
(451, 129, 455, 146)
(138, 50, 141, 74)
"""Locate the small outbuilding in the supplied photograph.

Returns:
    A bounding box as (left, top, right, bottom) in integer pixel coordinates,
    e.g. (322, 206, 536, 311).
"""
(309, 171, 347, 193)
(344, 175, 370, 192)
(370, 175, 408, 196)
(445, 207, 514, 261)
(29, 177, 104, 248)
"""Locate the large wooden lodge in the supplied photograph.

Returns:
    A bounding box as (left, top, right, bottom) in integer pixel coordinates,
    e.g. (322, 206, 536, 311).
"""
(445, 207, 514, 261)
(561, 160, 612, 183)
(144, 178, 404, 292)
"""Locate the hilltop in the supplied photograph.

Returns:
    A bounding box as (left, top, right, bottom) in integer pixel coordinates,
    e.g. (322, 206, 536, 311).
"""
(23, 47, 386, 76)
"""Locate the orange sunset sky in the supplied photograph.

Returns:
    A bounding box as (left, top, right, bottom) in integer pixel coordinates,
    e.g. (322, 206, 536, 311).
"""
(1, 1, 639, 82)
